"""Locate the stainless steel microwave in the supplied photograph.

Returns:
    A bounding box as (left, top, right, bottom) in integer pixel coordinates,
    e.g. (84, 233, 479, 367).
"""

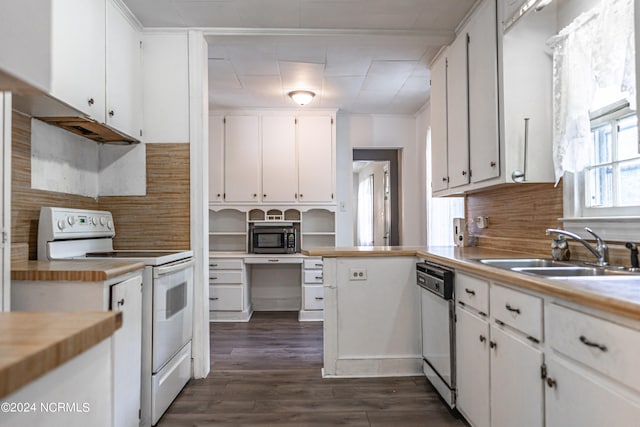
(249, 225, 297, 254)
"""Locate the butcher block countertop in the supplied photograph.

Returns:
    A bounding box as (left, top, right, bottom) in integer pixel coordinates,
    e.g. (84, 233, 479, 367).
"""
(0, 311, 122, 398)
(302, 245, 640, 321)
(11, 260, 146, 282)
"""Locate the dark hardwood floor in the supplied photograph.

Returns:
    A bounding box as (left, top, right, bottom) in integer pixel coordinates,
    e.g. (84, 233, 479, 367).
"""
(157, 311, 466, 426)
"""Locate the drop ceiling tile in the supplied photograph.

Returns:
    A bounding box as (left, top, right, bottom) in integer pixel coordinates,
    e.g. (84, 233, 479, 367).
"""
(278, 61, 324, 91)
(325, 46, 373, 77)
(275, 42, 327, 64)
(226, 44, 279, 75)
(208, 59, 242, 89)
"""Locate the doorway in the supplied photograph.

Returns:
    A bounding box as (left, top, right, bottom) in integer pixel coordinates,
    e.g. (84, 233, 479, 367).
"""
(352, 149, 400, 246)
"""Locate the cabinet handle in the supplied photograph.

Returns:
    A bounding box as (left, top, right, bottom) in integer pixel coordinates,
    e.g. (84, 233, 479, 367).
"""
(479, 335, 486, 343)
(109, 110, 115, 117)
(464, 288, 476, 296)
(505, 304, 521, 315)
(462, 170, 467, 176)
(579, 335, 608, 352)
(315, 275, 323, 280)
(253, 193, 257, 198)
(442, 177, 448, 182)
(315, 263, 323, 267)
(211, 263, 218, 267)
(490, 161, 496, 167)
(211, 276, 218, 280)
(489, 341, 497, 349)
(268, 259, 279, 263)
(315, 297, 324, 300)
(88, 98, 95, 106)
(117, 298, 125, 307)
(295, 193, 298, 199)
(546, 377, 557, 388)
(210, 297, 219, 301)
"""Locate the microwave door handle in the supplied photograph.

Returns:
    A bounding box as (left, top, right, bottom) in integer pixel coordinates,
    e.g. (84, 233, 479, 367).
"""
(154, 259, 195, 277)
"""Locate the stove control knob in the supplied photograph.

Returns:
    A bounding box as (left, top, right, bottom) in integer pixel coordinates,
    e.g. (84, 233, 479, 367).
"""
(100, 216, 106, 226)
(107, 220, 114, 230)
(91, 217, 98, 226)
(66, 216, 75, 226)
(57, 219, 66, 230)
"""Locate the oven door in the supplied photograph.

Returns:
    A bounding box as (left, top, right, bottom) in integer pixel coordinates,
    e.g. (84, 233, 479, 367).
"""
(152, 258, 194, 373)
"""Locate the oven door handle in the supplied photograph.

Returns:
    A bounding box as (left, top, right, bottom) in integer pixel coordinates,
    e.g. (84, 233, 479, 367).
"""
(155, 259, 195, 277)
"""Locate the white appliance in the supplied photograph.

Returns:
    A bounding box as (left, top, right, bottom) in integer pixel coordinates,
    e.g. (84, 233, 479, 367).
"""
(416, 261, 456, 408)
(38, 207, 194, 426)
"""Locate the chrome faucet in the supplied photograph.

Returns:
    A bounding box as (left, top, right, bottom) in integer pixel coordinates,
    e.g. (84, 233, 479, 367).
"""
(545, 227, 609, 266)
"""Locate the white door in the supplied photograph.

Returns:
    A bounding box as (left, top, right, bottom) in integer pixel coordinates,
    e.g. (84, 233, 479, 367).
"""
(297, 116, 334, 203)
(106, 0, 142, 137)
(446, 32, 470, 188)
(430, 54, 449, 193)
(224, 115, 260, 202)
(455, 307, 490, 427)
(111, 274, 143, 427)
(468, 0, 500, 183)
(208, 114, 224, 203)
(545, 356, 640, 427)
(262, 115, 297, 203)
(0, 92, 9, 311)
(50, 0, 106, 121)
(490, 326, 544, 427)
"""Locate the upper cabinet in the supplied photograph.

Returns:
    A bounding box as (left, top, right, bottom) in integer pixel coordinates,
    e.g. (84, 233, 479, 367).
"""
(50, 0, 106, 122)
(210, 112, 336, 206)
(106, 0, 142, 139)
(431, 0, 555, 195)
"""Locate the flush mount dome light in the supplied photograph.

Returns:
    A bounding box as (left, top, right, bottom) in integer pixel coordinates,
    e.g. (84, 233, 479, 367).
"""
(288, 90, 315, 106)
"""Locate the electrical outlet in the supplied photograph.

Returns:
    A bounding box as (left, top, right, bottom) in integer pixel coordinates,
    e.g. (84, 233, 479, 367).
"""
(349, 268, 367, 281)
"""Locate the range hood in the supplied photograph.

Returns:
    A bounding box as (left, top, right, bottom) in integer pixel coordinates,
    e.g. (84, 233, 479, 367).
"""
(12, 92, 140, 145)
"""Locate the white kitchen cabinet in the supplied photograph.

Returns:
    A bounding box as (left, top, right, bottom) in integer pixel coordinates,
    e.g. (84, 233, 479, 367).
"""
(141, 32, 190, 143)
(456, 305, 490, 427)
(430, 54, 449, 193)
(297, 115, 334, 203)
(468, 0, 499, 183)
(224, 115, 261, 203)
(209, 114, 225, 203)
(262, 115, 298, 203)
(50, 0, 106, 122)
(106, 0, 142, 139)
(489, 325, 543, 427)
(446, 31, 470, 189)
(209, 257, 251, 321)
(300, 257, 324, 321)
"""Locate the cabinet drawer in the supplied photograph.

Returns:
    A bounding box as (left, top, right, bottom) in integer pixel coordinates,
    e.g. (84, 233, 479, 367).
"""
(209, 259, 243, 270)
(303, 285, 324, 310)
(548, 304, 640, 393)
(303, 258, 324, 269)
(209, 270, 243, 283)
(455, 272, 489, 314)
(491, 284, 543, 341)
(209, 285, 243, 311)
(304, 270, 324, 284)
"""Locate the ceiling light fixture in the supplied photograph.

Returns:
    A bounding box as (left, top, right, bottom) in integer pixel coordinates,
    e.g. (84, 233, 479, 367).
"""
(288, 90, 315, 106)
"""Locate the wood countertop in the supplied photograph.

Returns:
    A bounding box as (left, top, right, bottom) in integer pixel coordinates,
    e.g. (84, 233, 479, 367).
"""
(303, 245, 640, 321)
(11, 260, 146, 282)
(0, 311, 122, 398)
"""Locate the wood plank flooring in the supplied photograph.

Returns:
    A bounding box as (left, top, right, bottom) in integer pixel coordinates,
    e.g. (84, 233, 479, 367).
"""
(157, 311, 467, 426)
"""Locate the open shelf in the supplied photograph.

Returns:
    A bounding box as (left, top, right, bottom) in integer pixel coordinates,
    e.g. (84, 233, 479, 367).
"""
(210, 209, 246, 233)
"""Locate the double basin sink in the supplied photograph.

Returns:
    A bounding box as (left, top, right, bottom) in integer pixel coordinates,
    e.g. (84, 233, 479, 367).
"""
(475, 258, 640, 281)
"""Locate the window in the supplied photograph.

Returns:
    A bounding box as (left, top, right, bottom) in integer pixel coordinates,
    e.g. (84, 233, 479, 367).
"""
(585, 102, 640, 213)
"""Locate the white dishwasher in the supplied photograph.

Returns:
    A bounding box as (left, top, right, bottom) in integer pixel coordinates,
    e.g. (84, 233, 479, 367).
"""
(416, 261, 456, 408)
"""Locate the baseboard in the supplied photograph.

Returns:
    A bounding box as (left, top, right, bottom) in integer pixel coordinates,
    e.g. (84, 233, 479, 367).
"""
(298, 310, 324, 321)
(209, 308, 253, 322)
(325, 356, 423, 377)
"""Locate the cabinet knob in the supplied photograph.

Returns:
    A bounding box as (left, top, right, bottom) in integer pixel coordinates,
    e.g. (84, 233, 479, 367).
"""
(88, 98, 95, 106)
(109, 110, 115, 117)
(546, 377, 557, 388)
(294, 193, 298, 199)
(442, 177, 448, 182)
(117, 298, 125, 307)
(263, 194, 267, 198)
(489, 341, 497, 349)
(490, 161, 496, 167)
(253, 194, 257, 198)
(462, 170, 467, 176)
(299, 194, 303, 198)
(479, 335, 486, 343)
(216, 194, 221, 198)
(209, 297, 219, 301)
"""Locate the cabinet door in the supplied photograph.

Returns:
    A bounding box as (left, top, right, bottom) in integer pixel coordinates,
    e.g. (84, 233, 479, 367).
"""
(545, 356, 640, 427)
(106, 0, 142, 138)
(262, 115, 298, 203)
(446, 32, 470, 188)
(430, 54, 449, 192)
(297, 116, 334, 203)
(208, 114, 224, 203)
(111, 275, 142, 427)
(490, 326, 543, 427)
(468, 0, 500, 183)
(50, 0, 106, 121)
(456, 307, 490, 427)
(224, 115, 261, 202)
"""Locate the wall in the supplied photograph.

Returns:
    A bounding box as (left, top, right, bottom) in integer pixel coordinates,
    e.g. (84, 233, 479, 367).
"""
(11, 112, 190, 260)
(336, 112, 427, 246)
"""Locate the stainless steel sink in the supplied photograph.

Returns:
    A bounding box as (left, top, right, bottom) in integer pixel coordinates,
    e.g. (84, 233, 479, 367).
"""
(477, 258, 571, 269)
(512, 266, 610, 277)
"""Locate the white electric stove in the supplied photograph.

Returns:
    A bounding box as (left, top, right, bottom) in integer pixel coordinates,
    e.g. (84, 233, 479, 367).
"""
(38, 207, 194, 426)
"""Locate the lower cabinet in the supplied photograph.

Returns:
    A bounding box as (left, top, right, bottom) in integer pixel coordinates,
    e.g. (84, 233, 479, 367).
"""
(209, 257, 251, 321)
(299, 257, 324, 321)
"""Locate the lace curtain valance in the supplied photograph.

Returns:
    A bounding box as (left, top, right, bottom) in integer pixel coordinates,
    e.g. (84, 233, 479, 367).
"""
(547, 0, 635, 185)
